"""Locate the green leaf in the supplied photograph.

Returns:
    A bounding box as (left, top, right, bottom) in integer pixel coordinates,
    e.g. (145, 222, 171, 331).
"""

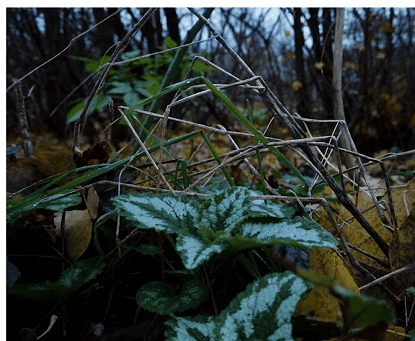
(7, 191, 82, 228)
(194, 60, 215, 73)
(238, 216, 339, 249)
(175, 233, 228, 270)
(136, 279, 208, 315)
(96, 94, 111, 112)
(113, 187, 337, 270)
(248, 203, 297, 219)
(165, 272, 312, 341)
(108, 81, 133, 95)
(85, 55, 111, 73)
(199, 177, 232, 194)
(165, 315, 216, 340)
(310, 182, 327, 196)
(7, 256, 106, 305)
(331, 285, 395, 329)
(122, 243, 160, 256)
(8, 282, 55, 305)
(121, 50, 141, 61)
(199, 187, 252, 233)
(66, 93, 108, 123)
(112, 192, 199, 234)
(67, 99, 87, 123)
(70, 55, 110, 73)
(164, 36, 178, 49)
(38, 191, 82, 211)
(54, 256, 106, 302)
(133, 80, 156, 98)
(123, 91, 141, 107)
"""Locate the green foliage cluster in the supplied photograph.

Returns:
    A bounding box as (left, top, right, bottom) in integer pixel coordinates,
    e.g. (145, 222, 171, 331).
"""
(67, 36, 214, 125)
(8, 182, 399, 340)
(6, 21, 411, 338)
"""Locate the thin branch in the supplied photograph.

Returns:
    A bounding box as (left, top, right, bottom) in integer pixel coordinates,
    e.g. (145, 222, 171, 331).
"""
(6, 8, 125, 93)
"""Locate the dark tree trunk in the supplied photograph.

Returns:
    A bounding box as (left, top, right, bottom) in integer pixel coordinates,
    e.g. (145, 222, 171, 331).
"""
(108, 8, 130, 45)
(139, 8, 163, 53)
(293, 8, 310, 117)
(163, 8, 181, 45)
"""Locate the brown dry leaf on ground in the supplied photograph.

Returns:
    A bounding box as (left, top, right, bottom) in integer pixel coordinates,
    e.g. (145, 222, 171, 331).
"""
(54, 187, 99, 261)
(33, 147, 75, 177)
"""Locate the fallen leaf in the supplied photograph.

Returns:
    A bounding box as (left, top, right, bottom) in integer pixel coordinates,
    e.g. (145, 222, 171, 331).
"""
(54, 187, 99, 261)
(54, 210, 92, 262)
(33, 146, 75, 177)
(389, 202, 415, 293)
(339, 188, 392, 270)
(296, 248, 360, 323)
(85, 187, 99, 219)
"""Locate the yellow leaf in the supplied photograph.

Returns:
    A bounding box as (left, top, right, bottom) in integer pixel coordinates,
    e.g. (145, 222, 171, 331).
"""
(310, 248, 360, 293)
(296, 285, 342, 322)
(339, 189, 392, 270)
(314, 61, 325, 70)
(296, 249, 359, 323)
(383, 324, 410, 341)
(292, 80, 303, 91)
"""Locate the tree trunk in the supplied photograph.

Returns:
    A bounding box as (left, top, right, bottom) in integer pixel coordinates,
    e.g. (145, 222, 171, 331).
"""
(293, 8, 310, 117)
(163, 8, 181, 45)
(332, 8, 357, 181)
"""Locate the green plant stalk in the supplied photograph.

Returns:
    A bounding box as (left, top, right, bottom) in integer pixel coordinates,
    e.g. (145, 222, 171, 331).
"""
(138, 8, 215, 144)
(251, 249, 275, 273)
(246, 101, 268, 195)
(200, 78, 309, 191)
(199, 130, 235, 187)
(248, 249, 260, 275)
(178, 159, 191, 189)
(236, 253, 261, 280)
(256, 150, 268, 194)
(173, 158, 198, 192)
(263, 247, 281, 273)
(172, 160, 184, 191)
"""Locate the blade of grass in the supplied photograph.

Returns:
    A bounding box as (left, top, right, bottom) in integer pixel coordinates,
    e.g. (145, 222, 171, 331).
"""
(7, 130, 202, 227)
(236, 253, 261, 280)
(124, 77, 202, 118)
(199, 130, 235, 187)
(246, 102, 269, 195)
(200, 77, 309, 191)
